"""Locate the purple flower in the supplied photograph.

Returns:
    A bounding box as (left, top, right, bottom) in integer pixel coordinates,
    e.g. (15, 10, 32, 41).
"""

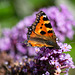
(0, 37, 11, 51)
(28, 47, 37, 56)
(22, 68, 27, 72)
(2, 28, 11, 37)
(45, 71, 50, 75)
(16, 43, 27, 54)
(60, 43, 72, 52)
(1, 42, 74, 75)
(40, 56, 48, 60)
(35, 42, 75, 75)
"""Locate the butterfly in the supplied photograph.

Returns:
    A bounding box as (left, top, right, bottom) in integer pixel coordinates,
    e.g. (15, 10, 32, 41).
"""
(25, 11, 60, 49)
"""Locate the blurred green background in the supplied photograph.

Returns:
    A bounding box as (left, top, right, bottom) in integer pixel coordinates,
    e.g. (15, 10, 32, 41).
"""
(0, 0, 75, 75)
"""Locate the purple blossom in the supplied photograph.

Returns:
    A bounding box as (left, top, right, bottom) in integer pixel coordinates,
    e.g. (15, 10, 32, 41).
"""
(60, 43, 71, 52)
(22, 68, 27, 72)
(0, 37, 11, 51)
(34, 43, 75, 75)
(28, 47, 37, 56)
(45, 71, 50, 75)
(40, 56, 48, 60)
(0, 42, 74, 75)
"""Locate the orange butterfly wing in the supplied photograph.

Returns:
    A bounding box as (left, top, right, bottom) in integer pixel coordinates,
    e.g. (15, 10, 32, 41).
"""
(27, 11, 59, 49)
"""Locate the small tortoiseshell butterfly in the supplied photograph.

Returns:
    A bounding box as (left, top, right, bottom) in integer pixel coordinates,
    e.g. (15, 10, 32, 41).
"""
(26, 11, 60, 49)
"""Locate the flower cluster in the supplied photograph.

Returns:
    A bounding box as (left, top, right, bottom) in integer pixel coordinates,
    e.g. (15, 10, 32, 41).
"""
(0, 43, 75, 75)
(34, 42, 75, 75)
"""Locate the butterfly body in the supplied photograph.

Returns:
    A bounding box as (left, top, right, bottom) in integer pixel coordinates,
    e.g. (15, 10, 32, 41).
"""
(26, 11, 60, 49)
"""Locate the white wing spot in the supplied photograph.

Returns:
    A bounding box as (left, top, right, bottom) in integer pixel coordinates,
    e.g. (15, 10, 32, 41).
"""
(43, 15, 46, 17)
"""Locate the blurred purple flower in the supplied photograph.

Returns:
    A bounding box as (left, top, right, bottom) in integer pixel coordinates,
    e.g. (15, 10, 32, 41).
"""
(28, 47, 37, 56)
(45, 71, 50, 75)
(0, 37, 11, 51)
